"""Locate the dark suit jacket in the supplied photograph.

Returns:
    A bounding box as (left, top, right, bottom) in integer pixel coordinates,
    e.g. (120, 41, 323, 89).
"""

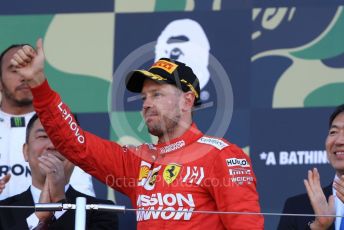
(0, 186, 118, 230)
(277, 184, 334, 230)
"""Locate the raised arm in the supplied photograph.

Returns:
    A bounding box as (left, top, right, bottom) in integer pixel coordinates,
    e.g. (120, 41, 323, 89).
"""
(11, 39, 140, 197)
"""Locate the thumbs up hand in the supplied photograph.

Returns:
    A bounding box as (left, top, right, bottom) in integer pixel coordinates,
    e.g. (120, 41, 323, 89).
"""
(10, 38, 46, 88)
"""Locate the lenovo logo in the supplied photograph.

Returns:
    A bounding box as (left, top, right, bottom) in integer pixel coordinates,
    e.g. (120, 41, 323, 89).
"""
(57, 102, 85, 144)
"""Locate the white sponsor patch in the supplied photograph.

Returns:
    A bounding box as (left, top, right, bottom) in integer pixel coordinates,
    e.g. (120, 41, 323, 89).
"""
(226, 158, 250, 167)
(160, 140, 185, 154)
(229, 168, 251, 176)
(136, 193, 195, 221)
(231, 176, 254, 185)
(197, 136, 229, 150)
(182, 166, 204, 185)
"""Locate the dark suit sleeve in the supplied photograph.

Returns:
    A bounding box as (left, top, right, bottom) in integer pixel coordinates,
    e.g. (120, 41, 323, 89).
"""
(88, 199, 119, 230)
(277, 197, 311, 230)
(278, 197, 299, 230)
(0, 197, 32, 230)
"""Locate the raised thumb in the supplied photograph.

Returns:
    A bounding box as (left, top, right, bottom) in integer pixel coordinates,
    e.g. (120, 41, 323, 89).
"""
(36, 38, 44, 55)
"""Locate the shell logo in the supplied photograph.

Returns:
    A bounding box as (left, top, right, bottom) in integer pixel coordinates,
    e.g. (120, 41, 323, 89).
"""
(139, 166, 150, 181)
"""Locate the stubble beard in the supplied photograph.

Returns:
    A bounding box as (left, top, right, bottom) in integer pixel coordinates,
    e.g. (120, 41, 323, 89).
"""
(5, 92, 32, 107)
(147, 112, 181, 139)
(1, 84, 33, 108)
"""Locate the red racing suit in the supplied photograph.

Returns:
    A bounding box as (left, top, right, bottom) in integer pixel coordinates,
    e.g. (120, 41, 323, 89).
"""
(31, 80, 264, 230)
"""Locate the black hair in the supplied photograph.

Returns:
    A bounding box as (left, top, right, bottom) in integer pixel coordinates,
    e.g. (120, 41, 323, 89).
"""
(25, 113, 80, 143)
(0, 44, 30, 78)
(25, 113, 39, 143)
(329, 104, 344, 128)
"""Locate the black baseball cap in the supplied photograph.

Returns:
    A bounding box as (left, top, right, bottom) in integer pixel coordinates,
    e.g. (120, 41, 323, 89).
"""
(125, 58, 201, 105)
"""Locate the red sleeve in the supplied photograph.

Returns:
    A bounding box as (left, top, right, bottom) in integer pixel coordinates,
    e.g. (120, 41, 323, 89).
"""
(31, 80, 140, 197)
(205, 144, 264, 229)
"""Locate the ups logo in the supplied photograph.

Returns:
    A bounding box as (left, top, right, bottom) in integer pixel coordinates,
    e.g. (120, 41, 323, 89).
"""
(151, 60, 178, 74)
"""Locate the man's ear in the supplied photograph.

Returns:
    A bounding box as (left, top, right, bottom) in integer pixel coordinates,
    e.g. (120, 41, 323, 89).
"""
(23, 143, 29, 161)
(182, 92, 195, 112)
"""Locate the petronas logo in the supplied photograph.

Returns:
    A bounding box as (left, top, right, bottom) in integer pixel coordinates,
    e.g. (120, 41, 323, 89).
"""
(10, 117, 25, 127)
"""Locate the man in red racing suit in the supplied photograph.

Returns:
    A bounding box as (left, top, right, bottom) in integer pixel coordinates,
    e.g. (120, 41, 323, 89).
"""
(10, 39, 264, 229)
